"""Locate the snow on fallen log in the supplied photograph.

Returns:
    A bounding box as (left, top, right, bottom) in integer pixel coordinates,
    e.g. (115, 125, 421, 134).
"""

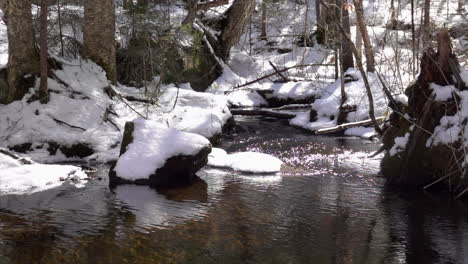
(208, 148, 283, 174)
(0, 148, 88, 195)
(315, 116, 385, 135)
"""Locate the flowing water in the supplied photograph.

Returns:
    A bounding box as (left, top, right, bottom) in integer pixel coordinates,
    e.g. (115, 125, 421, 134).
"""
(0, 116, 467, 264)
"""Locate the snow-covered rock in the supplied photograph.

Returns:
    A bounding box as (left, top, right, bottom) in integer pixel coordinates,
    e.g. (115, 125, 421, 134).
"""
(0, 149, 88, 195)
(208, 148, 283, 174)
(110, 118, 212, 188)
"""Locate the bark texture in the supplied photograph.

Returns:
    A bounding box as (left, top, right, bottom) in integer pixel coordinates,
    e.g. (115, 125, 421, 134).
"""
(39, 0, 48, 103)
(0, 0, 40, 104)
(353, 0, 375, 73)
(381, 30, 467, 191)
(422, 0, 431, 49)
(341, 2, 354, 71)
(83, 0, 117, 84)
(218, 0, 255, 60)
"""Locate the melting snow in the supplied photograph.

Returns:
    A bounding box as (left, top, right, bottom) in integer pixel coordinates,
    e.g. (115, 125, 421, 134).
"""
(0, 152, 88, 195)
(208, 148, 283, 173)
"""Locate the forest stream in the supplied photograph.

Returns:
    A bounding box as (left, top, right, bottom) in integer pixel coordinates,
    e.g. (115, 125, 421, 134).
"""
(0, 116, 467, 264)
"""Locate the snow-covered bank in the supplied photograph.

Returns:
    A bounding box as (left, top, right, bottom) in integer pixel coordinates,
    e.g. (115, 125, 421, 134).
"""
(0, 150, 88, 195)
(208, 148, 283, 174)
(289, 69, 388, 136)
(0, 60, 231, 164)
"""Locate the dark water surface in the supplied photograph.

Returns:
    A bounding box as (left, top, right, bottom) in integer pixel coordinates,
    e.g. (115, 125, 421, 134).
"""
(0, 116, 467, 264)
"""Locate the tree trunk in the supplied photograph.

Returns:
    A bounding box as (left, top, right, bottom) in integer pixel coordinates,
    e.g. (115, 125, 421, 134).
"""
(83, 0, 117, 84)
(422, 0, 431, 49)
(316, 0, 325, 44)
(39, 0, 48, 103)
(0, 0, 40, 104)
(218, 0, 255, 60)
(341, 2, 354, 71)
(355, 24, 362, 59)
(260, 1, 267, 41)
(353, 0, 375, 73)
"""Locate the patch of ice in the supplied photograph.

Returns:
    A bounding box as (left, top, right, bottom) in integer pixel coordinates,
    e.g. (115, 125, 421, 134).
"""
(344, 127, 376, 139)
(114, 118, 211, 181)
(208, 148, 283, 173)
(207, 148, 230, 168)
(0, 153, 87, 195)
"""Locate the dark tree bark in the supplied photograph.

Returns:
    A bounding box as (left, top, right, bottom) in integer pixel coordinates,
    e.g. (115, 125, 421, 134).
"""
(0, 0, 40, 104)
(39, 0, 48, 103)
(422, 0, 431, 49)
(341, 2, 354, 71)
(353, 0, 375, 73)
(83, 0, 117, 84)
(260, 1, 267, 41)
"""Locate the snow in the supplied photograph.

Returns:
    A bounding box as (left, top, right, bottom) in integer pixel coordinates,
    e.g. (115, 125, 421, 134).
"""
(430, 83, 456, 101)
(114, 118, 211, 181)
(389, 132, 410, 156)
(207, 148, 231, 168)
(344, 127, 377, 139)
(227, 90, 268, 108)
(158, 87, 232, 139)
(259, 81, 326, 101)
(0, 59, 231, 163)
(208, 148, 283, 173)
(395, 94, 408, 105)
(289, 69, 387, 132)
(0, 152, 88, 195)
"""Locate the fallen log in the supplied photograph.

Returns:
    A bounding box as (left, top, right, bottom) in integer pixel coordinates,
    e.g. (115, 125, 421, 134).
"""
(315, 116, 385, 135)
(234, 63, 334, 89)
(230, 109, 296, 119)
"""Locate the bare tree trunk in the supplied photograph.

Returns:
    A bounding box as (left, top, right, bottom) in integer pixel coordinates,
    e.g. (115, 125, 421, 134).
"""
(260, 1, 267, 41)
(316, 0, 325, 44)
(353, 0, 375, 73)
(83, 0, 117, 84)
(341, 2, 354, 71)
(355, 24, 362, 59)
(39, 0, 48, 103)
(422, 0, 431, 49)
(0, 0, 40, 104)
(57, 0, 64, 57)
(218, 0, 255, 60)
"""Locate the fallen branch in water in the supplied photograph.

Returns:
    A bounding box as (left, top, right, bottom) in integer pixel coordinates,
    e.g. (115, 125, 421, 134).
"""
(315, 116, 385, 135)
(230, 109, 296, 119)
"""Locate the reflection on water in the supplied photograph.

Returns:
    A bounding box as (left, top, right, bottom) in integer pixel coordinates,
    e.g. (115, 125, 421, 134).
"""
(0, 116, 467, 263)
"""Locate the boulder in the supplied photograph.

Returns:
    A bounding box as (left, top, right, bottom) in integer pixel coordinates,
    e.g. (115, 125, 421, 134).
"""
(109, 119, 212, 189)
